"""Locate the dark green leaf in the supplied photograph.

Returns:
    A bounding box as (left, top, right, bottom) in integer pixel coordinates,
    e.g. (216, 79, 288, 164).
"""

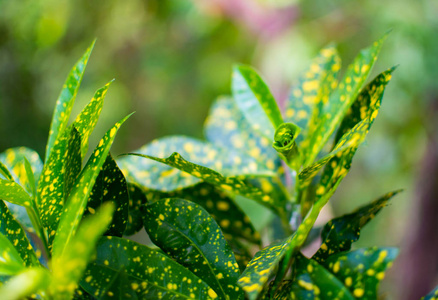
(81, 236, 217, 299)
(85, 154, 128, 237)
(74, 80, 114, 159)
(124, 183, 147, 236)
(45, 40, 95, 162)
(322, 247, 398, 299)
(314, 190, 401, 263)
(144, 198, 243, 300)
(232, 65, 283, 140)
(0, 233, 26, 276)
(52, 114, 131, 259)
(145, 182, 260, 244)
(93, 268, 137, 300)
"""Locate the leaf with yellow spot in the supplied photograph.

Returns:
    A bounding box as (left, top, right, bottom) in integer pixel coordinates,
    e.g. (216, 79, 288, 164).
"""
(304, 34, 388, 165)
(0, 201, 38, 267)
(314, 190, 401, 263)
(85, 153, 129, 237)
(0, 179, 34, 208)
(45, 40, 95, 162)
(125, 152, 282, 212)
(81, 236, 215, 299)
(204, 97, 282, 174)
(52, 114, 131, 259)
(422, 285, 438, 300)
(0, 161, 13, 181)
(90, 267, 136, 299)
(0, 267, 51, 299)
(232, 65, 283, 141)
(322, 247, 398, 299)
(285, 45, 341, 148)
(123, 183, 147, 236)
(50, 202, 114, 299)
(145, 182, 260, 245)
(0, 233, 27, 276)
(73, 80, 114, 159)
(144, 198, 244, 300)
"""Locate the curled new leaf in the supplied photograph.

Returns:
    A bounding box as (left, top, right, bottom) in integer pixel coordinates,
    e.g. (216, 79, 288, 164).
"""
(272, 122, 301, 168)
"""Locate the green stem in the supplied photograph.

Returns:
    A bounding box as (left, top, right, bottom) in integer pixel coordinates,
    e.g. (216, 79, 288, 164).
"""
(26, 204, 50, 258)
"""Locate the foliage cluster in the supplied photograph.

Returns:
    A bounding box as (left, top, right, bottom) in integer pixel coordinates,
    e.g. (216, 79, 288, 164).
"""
(0, 37, 437, 299)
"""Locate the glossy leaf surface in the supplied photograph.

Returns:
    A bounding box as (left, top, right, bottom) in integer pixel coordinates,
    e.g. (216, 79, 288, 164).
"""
(124, 184, 147, 236)
(45, 40, 95, 162)
(81, 236, 217, 299)
(232, 65, 283, 140)
(0, 179, 33, 208)
(144, 198, 243, 300)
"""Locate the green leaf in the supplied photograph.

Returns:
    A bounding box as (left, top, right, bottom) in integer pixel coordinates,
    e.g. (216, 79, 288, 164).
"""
(232, 65, 283, 140)
(124, 184, 147, 236)
(284, 45, 341, 147)
(117, 136, 275, 193)
(85, 153, 128, 237)
(125, 152, 281, 211)
(37, 125, 82, 246)
(51, 202, 114, 299)
(52, 114, 131, 259)
(0, 161, 13, 181)
(0, 201, 38, 267)
(93, 267, 137, 300)
(204, 97, 282, 173)
(0, 179, 33, 208)
(144, 198, 243, 300)
(314, 190, 401, 263)
(81, 236, 217, 299)
(0, 233, 26, 276)
(45, 40, 95, 162)
(73, 80, 114, 159)
(145, 182, 260, 244)
(305, 34, 388, 165)
(322, 247, 398, 299)
(333, 67, 396, 146)
(0, 267, 51, 299)
(422, 285, 438, 300)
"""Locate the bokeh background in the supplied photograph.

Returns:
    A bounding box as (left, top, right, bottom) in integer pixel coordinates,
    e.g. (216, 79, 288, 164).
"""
(1, 0, 437, 298)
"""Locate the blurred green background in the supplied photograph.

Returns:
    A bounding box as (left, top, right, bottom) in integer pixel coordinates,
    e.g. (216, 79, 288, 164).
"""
(1, 0, 437, 298)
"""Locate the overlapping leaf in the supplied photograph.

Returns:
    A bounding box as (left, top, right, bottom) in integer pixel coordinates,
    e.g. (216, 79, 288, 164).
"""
(314, 190, 401, 263)
(145, 182, 260, 244)
(232, 65, 283, 140)
(45, 40, 95, 162)
(85, 154, 129, 237)
(144, 198, 243, 300)
(322, 247, 398, 299)
(0, 267, 51, 299)
(0, 233, 26, 276)
(52, 114, 130, 259)
(81, 236, 217, 299)
(124, 184, 147, 236)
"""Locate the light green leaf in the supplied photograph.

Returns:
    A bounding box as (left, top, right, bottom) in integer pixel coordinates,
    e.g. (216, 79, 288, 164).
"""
(73, 80, 114, 159)
(51, 203, 114, 299)
(322, 247, 398, 299)
(305, 34, 388, 165)
(0, 179, 33, 208)
(0, 233, 26, 276)
(0, 162, 13, 181)
(45, 40, 95, 162)
(314, 190, 401, 263)
(81, 236, 217, 299)
(144, 198, 243, 300)
(232, 65, 283, 140)
(52, 114, 131, 259)
(0, 267, 51, 300)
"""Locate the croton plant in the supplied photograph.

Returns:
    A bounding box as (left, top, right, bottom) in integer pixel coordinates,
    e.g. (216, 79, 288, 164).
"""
(0, 35, 437, 299)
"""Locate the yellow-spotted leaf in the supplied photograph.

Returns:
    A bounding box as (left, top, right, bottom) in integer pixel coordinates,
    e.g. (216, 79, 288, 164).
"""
(322, 247, 398, 299)
(0, 161, 13, 181)
(0, 233, 26, 276)
(422, 285, 438, 300)
(145, 182, 260, 244)
(314, 190, 401, 263)
(0, 201, 38, 267)
(45, 40, 95, 162)
(285, 45, 341, 147)
(0, 179, 33, 208)
(125, 152, 281, 211)
(37, 125, 82, 247)
(52, 114, 131, 259)
(51, 202, 114, 299)
(73, 80, 114, 159)
(124, 183, 147, 236)
(144, 198, 243, 300)
(305, 34, 388, 165)
(204, 97, 282, 173)
(333, 67, 396, 147)
(0, 267, 51, 299)
(232, 65, 283, 140)
(85, 154, 129, 237)
(81, 236, 217, 299)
